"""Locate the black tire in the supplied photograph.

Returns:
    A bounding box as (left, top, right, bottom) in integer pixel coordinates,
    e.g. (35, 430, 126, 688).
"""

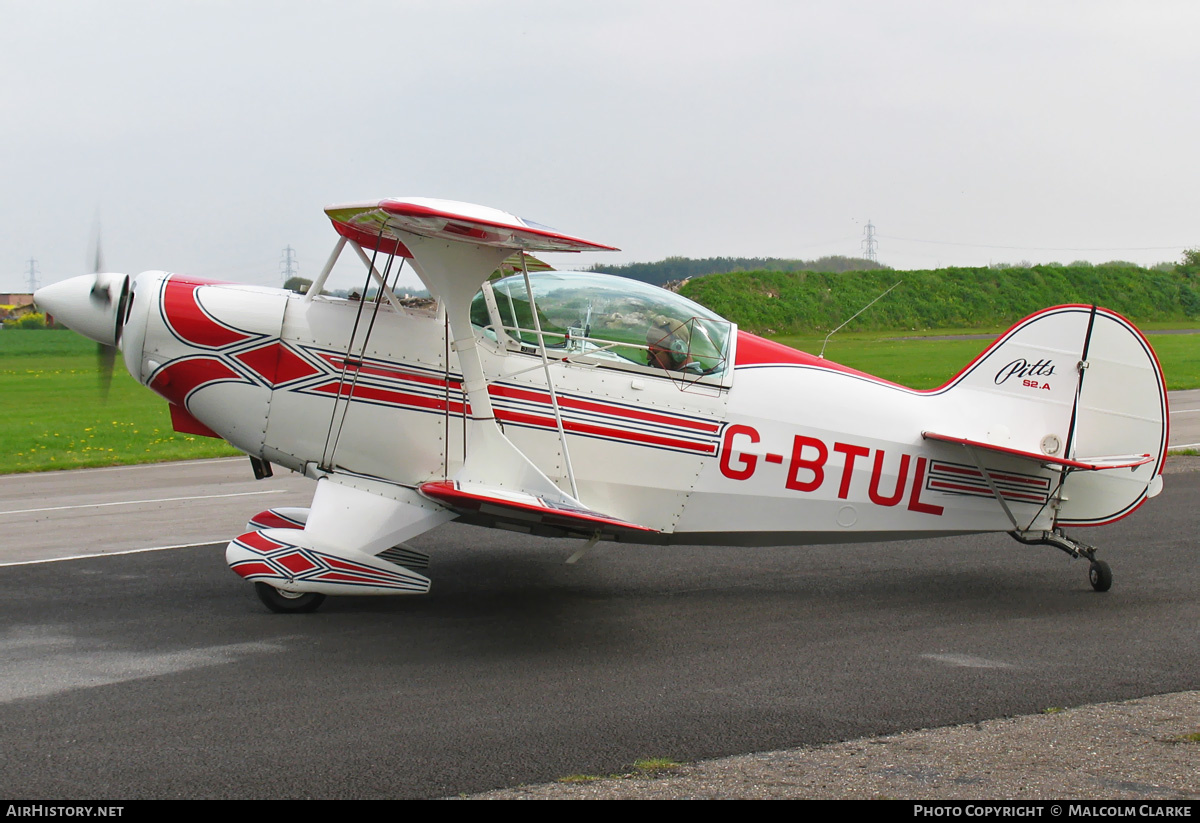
(254, 582, 326, 613)
(1088, 560, 1113, 593)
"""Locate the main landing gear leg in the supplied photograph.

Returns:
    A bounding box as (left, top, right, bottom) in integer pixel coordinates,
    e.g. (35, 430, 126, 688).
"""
(1010, 528, 1113, 593)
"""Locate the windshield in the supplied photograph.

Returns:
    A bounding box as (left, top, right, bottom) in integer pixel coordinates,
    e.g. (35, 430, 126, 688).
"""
(471, 271, 732, 377)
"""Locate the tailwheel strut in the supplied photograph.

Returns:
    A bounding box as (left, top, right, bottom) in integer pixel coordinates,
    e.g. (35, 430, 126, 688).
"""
(1010, 528, 1113, 593)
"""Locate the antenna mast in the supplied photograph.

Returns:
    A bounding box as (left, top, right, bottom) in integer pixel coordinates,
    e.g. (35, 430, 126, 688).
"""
(819, 279, 903, 359)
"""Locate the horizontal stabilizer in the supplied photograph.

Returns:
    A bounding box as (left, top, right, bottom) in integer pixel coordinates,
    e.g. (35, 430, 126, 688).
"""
(922, 431, 1153, 471)
(418, 480, 657, 538)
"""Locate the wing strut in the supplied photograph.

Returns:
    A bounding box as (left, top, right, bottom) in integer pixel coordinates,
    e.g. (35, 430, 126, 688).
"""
(320, 231, 409, 471)
(349, 241, 409, 315)
(961, 444, 1021, 529)
(304, 235, 412, 315)
(955, 442, 1060, 532)
(304, 236, 347, 302)
(517, 251, 579, 499)
(397, 230, 579, 508)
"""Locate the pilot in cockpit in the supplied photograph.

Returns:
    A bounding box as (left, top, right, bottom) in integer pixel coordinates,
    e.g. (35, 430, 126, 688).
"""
(646, 316, 691, 371)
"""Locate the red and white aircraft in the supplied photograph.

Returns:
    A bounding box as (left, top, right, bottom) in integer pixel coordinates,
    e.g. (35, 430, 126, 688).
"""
(36, 198, 1168, 612)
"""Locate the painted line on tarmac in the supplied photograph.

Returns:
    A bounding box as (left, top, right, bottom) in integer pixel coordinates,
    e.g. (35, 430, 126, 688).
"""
(1170, 442, 1200, 450)
(0, 457, 244, 480)
(0, 541, 225, 568)
(0, 489, 287, 516)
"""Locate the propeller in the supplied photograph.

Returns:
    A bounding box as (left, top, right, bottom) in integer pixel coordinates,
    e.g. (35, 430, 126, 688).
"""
(87, 232, 130, 398)
(91, 282, 131, 398)
(33, 225, 131, 399)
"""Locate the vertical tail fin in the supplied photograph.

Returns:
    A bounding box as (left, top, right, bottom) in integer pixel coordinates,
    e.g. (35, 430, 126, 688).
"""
(936, 305, 1166, 525)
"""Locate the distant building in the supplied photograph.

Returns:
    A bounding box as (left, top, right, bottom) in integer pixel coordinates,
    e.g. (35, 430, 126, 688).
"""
(0, 293, 34, 307)
(0, 293, 48, 325)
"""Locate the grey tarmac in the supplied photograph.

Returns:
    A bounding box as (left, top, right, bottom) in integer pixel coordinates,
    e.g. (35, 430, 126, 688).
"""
(0, 403, 1196, 799)
(475, 458, 1200, 800)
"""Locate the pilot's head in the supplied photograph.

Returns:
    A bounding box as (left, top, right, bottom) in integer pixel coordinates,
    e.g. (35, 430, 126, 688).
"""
(646, 316, 689, 370)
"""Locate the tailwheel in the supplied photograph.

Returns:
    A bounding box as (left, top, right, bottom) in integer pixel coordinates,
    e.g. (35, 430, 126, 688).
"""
(1010, 528, 1114, 592)
(1088, 560, 1113, 593)
(254, 582, 327, 614)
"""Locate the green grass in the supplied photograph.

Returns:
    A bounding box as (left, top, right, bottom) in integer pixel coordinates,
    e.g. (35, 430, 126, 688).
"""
(772, 327, 1200, 391)
(1137, 333, 1200, 390)
(2, 328, 99, 356)
(630, 757, 681, 774)
(1, 330, 240, 472)
(555, 757, 682, 785)
(773, 331, 989, 389)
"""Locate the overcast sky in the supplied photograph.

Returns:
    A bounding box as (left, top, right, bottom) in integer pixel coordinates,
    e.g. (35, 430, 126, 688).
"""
(4, 0, 1198, 294)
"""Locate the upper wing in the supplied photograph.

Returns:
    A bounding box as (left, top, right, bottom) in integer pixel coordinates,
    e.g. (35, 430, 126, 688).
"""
(325, 197, 619, 257)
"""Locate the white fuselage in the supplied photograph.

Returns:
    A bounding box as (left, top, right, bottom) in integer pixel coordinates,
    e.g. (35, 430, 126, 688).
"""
(122, 271, 1163, 547)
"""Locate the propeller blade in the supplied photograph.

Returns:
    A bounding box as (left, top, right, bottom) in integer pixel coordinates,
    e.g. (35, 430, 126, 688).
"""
(113, 275, 131, 346)
(90, 272, 116, 307)
(91, 214, 104, 274)
(98, 342, 116, 399)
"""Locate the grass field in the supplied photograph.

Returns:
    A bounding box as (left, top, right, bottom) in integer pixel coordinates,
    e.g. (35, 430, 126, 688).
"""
(2, 326, 1196, 473)
(780, 325, 1200, 391)
(1, 330, 239, 473)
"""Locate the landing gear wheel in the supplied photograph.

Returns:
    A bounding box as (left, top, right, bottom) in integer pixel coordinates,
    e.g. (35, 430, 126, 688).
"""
(254, 582, 326, 613)
(1088, 560, 1113, 593)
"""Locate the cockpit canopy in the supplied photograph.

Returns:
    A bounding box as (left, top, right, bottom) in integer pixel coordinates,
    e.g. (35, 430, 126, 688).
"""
(471, 271, 733, 382)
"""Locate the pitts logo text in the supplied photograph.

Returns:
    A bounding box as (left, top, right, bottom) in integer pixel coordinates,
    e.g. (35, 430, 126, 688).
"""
(994, 358, 1056, 385)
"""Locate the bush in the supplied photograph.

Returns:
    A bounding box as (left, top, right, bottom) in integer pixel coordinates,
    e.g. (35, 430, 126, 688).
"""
(4, 313, 47, 330)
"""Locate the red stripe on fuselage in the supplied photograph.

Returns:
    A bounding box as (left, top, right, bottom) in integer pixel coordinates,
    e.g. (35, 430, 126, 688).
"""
(495, 408, 716, 453)
(929, 462, 1051, 488)
(314, 353, 462, 389)
(488, 384, 719, 433)
(311, 382, 469, 415)
(927, 479, 1047, 503)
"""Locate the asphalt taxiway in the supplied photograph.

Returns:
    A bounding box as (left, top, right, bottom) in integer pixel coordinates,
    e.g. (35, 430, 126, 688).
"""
(1170, 389, 1200, 449)
(0, 396, 1196, 799)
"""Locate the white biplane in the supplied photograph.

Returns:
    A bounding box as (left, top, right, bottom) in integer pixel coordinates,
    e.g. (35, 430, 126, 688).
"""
(36, 198, 1167, 612)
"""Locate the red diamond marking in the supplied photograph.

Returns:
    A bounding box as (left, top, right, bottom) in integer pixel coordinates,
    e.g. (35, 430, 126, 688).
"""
(276, 552, 319, 574)
(235, 342, 320, 386)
